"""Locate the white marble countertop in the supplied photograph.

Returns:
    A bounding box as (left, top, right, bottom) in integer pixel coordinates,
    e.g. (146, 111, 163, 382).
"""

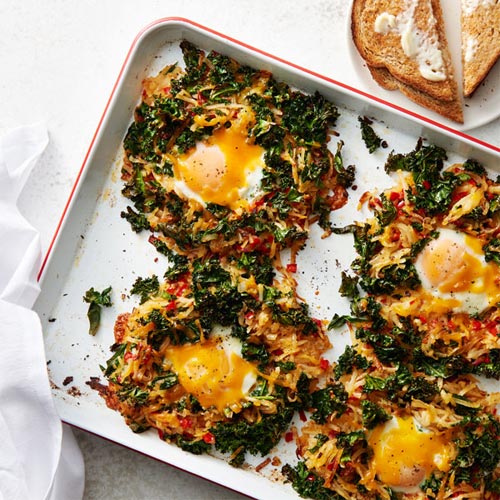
(1, 1, 498, 498)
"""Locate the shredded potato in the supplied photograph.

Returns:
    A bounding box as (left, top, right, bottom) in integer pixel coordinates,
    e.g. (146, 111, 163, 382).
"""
(91, 44, 500, 499)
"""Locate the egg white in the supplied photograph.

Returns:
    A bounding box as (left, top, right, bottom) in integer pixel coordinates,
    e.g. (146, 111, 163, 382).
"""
(211, 324, 259, 395)
(165, 324, 260, 413)
(414, 227, 490, 314)
(172, 132, 265, 210)
(369, 416, 451, 493)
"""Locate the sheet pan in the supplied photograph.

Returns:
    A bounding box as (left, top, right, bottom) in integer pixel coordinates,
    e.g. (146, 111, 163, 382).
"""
(35, 18, 500, 499)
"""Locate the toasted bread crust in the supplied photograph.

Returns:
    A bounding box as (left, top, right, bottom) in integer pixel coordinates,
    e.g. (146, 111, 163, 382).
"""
(352, 0, 463, 122)
(352, 0, 457, 101)
(461, 0, 500, 97)
(368, 66, 464, 122)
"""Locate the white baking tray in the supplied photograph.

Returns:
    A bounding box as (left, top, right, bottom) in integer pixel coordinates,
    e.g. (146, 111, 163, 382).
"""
(35, 18, 500, 500)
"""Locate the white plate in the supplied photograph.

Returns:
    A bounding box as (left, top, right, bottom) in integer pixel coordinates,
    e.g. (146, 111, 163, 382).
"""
(347, 0, 500, 131)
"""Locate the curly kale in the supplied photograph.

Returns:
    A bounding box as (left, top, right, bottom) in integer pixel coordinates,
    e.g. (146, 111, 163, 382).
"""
(120, 206, 150, 233)
(281, 91, 339, 146)
(282, 461, 346, 500)
(453, 416, 500, 487)
(358, 116, 384, 154)
(361, 400, 391, 429)
(484, 238, 500, 266)
(212, 406, 294, 466)
(144, 309, 200, 347)
(310, 383, 348, 424)
(359, 261, 421, 295)
(333, 140, 356, 188)
(384, 141, 469, 216)
(334, 345, 371, 378)
(130, 275, 160, 304)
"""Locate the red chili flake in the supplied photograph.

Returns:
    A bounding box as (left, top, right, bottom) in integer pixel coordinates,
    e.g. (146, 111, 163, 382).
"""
(340, 462, 355, 478)
(320, 358, 330, 370)
(286, 263, 298, 273)
(285, 431, 294, 443)
(245, 311, 255, 321)
(299, 410, 307, 422)
(486, 321, 499, 335)
(196, 91, 207, 104)
(422, 180, 432, 190)
(272, 348, 284, 356)
(165, 300, 177, 311)
(327, 458, 340, 472)
(157, 429, 165, 440)
(179, 417, 192, 429)
(313, 318, 323, 328)
(451, 191, 468, 204)
(202, 432, 215, 444)
(486, 192, 496, 200)
(447, 320, 456, 330)
(166, 280, 188, 297)
(368, 197, 382, 209)
(389, 190, 403, 202)
(390, 229, 401, 242)
(241, 235, 262, 253)
(162, 86, 171, 94)
(471, 319, 483, 331)
(252, 197, 266, 211)
(124, 351, 136, 363)
(472, 355, 491, 366)
(306, 474, 316, 482)
(417, 315, 427, 324)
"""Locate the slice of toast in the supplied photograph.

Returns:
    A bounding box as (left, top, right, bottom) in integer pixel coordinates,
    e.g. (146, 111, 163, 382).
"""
(352, 0, 463, 122)
(461, 0, 500, 97)
(368, 65, 464, 122)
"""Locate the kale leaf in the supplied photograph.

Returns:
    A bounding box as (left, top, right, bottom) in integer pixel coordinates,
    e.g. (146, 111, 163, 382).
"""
(310, 383, 348, 423)
(358, 116, 384, 154)
(282, 461, 345, 500)
(120, 206, 150, 233)
(212, 406, 294, 466)
(361, 400, 390, 429)
(83, 286, 112, 336)
(484, 238, 500, 266)
(130, 275, 160, 304)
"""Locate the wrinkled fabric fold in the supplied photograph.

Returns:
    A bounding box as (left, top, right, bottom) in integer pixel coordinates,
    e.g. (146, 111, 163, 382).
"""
(0, 123, 84, 500)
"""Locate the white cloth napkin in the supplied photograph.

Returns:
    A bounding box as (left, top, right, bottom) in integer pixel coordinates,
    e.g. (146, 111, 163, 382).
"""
(0, 124, 85, 500)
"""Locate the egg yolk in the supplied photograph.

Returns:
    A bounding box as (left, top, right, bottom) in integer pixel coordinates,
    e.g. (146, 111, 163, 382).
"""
(165, 337, 259, 412)
(418, 233, 500, 308)
(369, 417, 451, 489)
(175, 126, 264, 210)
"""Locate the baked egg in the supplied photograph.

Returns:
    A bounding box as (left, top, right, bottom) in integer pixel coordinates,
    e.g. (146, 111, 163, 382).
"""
(165, 328, 259, 412)
(173, 124, 264, 211)
(414, 227, 500, 314)
(368, 416, 452, 492)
